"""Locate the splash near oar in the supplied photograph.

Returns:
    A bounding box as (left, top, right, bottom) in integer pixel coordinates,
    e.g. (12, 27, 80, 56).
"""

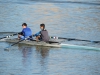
(50, 36, 100, 43)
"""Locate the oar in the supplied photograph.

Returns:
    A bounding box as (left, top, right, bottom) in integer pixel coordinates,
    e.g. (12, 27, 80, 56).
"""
(4, 39, 24, 50)
(50, 36, 100, 43)
(0, 33, 18, 40)
(4, 35, 33, 50)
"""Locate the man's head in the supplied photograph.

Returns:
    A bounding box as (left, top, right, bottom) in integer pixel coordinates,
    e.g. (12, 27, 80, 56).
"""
(22, 23, 27, 28)
(40, 23, 45, 30)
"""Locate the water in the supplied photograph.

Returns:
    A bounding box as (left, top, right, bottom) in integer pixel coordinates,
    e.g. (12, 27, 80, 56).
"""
(0, 0, 100, 75)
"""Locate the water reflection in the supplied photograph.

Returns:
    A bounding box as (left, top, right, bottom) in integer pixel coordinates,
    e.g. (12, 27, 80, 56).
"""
(18, 44, 50, 74)
(35, 46, 50, 75)
(35, 46, 49, 58)
(18, 45, 50, 63)
(18, 45, 33, 68)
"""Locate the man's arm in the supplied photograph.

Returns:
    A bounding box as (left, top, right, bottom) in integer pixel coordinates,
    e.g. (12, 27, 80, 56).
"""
(33, 31, 41, 36)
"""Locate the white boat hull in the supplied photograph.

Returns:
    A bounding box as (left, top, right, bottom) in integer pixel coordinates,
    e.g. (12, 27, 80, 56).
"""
(6, 39, 61, 47)
(4, 38, 100, 51)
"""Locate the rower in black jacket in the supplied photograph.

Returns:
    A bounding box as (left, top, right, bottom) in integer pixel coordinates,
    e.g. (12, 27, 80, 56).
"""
(34, 23, 50, 42)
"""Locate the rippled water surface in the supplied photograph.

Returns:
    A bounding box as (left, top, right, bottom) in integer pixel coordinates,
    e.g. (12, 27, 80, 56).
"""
(0, 0, 100, 75)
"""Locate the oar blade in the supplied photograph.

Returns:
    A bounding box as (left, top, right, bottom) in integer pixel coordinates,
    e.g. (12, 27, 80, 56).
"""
(4, 46, 11, 50)
(93, 41, 100, 43)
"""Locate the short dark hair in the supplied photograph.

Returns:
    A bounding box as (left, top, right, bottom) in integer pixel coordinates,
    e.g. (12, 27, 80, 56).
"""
(40, 23, 45, 28)
(22, 23, 27, 27)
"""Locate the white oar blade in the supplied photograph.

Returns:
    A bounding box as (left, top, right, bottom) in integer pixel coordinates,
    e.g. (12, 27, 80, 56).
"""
(4, 46, 11, 50)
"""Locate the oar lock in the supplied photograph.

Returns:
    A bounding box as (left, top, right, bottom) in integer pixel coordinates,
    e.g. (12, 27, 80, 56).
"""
(51, 37, 58, 39)
(6, 36, 10, 38)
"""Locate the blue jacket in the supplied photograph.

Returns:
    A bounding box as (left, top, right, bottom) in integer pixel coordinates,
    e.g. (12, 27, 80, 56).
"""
(22, 27, 32, 38)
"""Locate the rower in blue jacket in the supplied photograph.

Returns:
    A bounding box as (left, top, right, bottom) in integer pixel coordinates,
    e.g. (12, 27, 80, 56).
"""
(34, 23, 50, 42)
(18, 23, 32, 40)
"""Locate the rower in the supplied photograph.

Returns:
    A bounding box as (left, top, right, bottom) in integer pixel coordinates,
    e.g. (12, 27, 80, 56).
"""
(33, 23, 50, 42)
(18, 23, 33, 40)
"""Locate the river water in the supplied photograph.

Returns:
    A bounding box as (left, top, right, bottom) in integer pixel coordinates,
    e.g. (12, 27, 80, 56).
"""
(0, 0, 100, 75)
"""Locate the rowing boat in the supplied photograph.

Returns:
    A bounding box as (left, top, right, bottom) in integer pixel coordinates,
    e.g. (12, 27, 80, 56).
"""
(3, 38, 100, 51)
